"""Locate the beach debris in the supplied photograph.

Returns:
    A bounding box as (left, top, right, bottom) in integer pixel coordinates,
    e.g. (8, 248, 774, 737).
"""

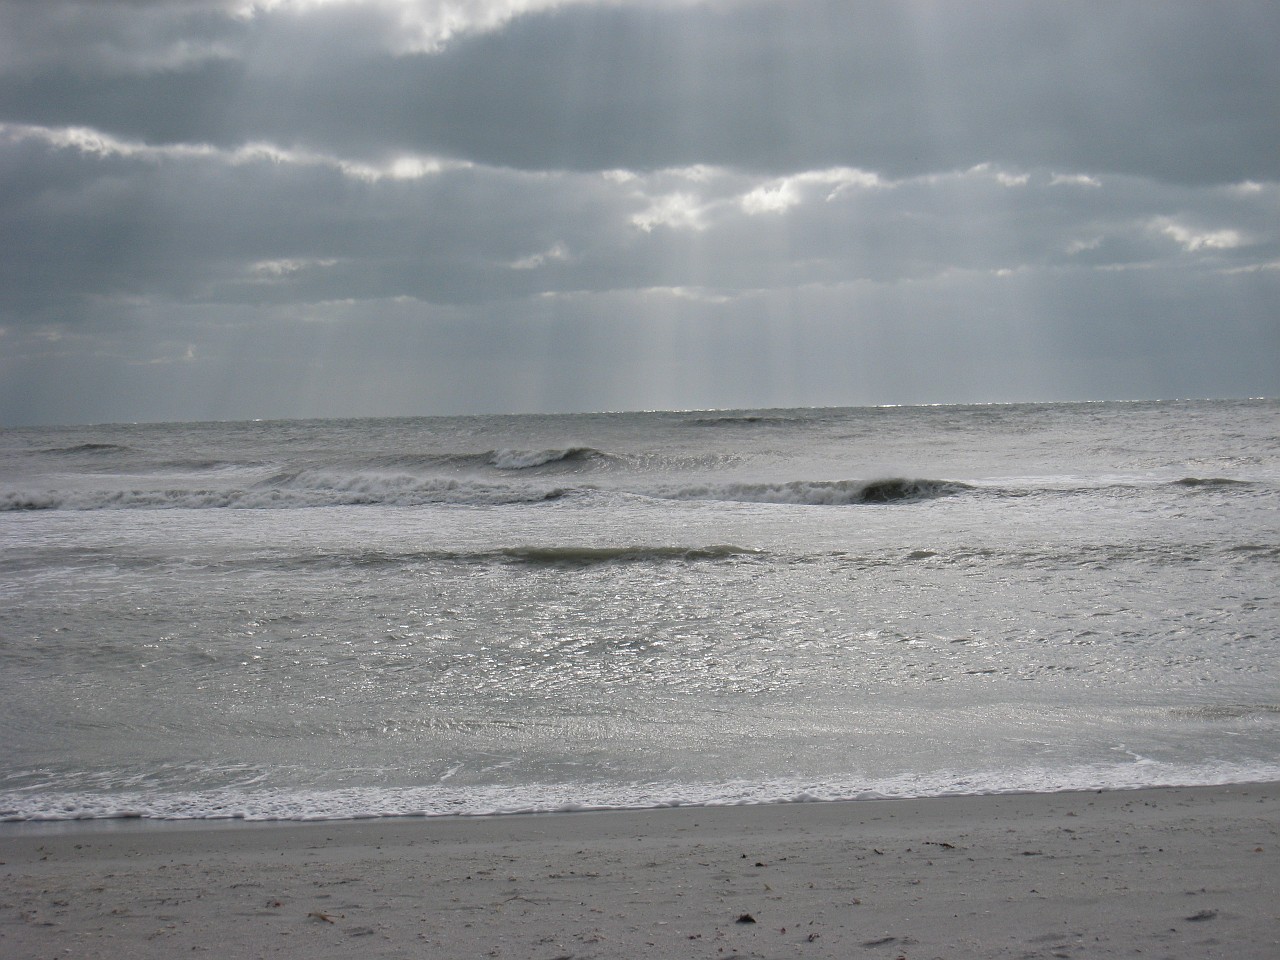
(308, 911, 339, 923)
(736, 913, 757, 924)
(1185, 909, 1218, 922)
(925, 840, 956, 850)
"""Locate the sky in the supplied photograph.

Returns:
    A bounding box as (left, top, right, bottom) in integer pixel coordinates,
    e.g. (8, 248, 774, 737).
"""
(1, 0, 1277, 426)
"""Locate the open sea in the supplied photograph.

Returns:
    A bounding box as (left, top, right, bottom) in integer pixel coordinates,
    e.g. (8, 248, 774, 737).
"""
(1, 399, 1277, 822)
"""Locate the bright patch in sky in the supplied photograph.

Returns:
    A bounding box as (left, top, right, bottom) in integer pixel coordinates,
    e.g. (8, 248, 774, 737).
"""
(509, 243, 571, 270)
(1, 122, 456, 183)
(1050, 173, 1103, 188)
(236, 0, 711, 52)
(631, 193, 709, 233)
(741, 168, 883, 215)
(1155, 218, 1246, 252)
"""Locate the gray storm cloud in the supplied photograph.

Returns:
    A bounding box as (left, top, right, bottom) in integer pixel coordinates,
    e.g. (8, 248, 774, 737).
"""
(0, 0, 1276, 425)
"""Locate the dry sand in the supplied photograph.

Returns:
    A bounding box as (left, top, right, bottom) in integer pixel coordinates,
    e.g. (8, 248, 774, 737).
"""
(3, 783, 1277, 959)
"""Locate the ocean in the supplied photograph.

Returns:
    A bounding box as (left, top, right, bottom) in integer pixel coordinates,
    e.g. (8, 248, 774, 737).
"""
(1, 399, 1277, 822)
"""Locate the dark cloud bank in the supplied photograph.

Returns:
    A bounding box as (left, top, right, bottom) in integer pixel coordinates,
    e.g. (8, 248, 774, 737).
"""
(1, 0, 1277, 425)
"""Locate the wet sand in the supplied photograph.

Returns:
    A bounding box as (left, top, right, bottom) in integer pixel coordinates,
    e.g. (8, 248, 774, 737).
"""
(3, 783, 1278, 959)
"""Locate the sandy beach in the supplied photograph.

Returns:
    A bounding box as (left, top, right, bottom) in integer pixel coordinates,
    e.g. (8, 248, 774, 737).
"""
(3, 783, 1277, 959)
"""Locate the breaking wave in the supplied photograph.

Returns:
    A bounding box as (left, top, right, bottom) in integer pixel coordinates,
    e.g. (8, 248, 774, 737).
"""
(682, 415, 805, 427)
(5, 469, 1261, 514)
(0, 475, 971, 511)
(487, 447, 607, 470)
(39, 442, 132, 456)
(351, 447, 614, 473)
(489, 544, 764, 566)
(655, 478, 972, 506)
(7, 761, 1279, 822)
(0, 475, 576, 511)
(153, 544, 767, 577)
(1173, 476, 1253, 489)
(271, 544, 766, 570)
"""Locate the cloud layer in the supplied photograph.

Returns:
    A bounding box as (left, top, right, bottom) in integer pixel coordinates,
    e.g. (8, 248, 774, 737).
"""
(1, 0, 1277, 424)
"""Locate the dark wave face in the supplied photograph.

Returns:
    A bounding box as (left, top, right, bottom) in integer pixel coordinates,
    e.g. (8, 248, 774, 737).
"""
(39, 443, 133, 456)
(682, 415, 804, 427)
(1173, 476, 1253, 488)
(858, 478, 971, 502)
(485, 447, 612, 470)
(3, 471, 1268, 513)
(654, 478, 971, 506)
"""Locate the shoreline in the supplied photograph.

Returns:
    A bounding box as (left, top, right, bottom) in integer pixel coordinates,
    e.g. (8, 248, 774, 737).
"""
(3, 782, 1277, 958)
(9, 764, 1280, 825)
(4, 776, 1280, 833)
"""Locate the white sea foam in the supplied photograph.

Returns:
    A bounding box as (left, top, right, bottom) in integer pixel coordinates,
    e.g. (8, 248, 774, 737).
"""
(6, 761, 1280, 823)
